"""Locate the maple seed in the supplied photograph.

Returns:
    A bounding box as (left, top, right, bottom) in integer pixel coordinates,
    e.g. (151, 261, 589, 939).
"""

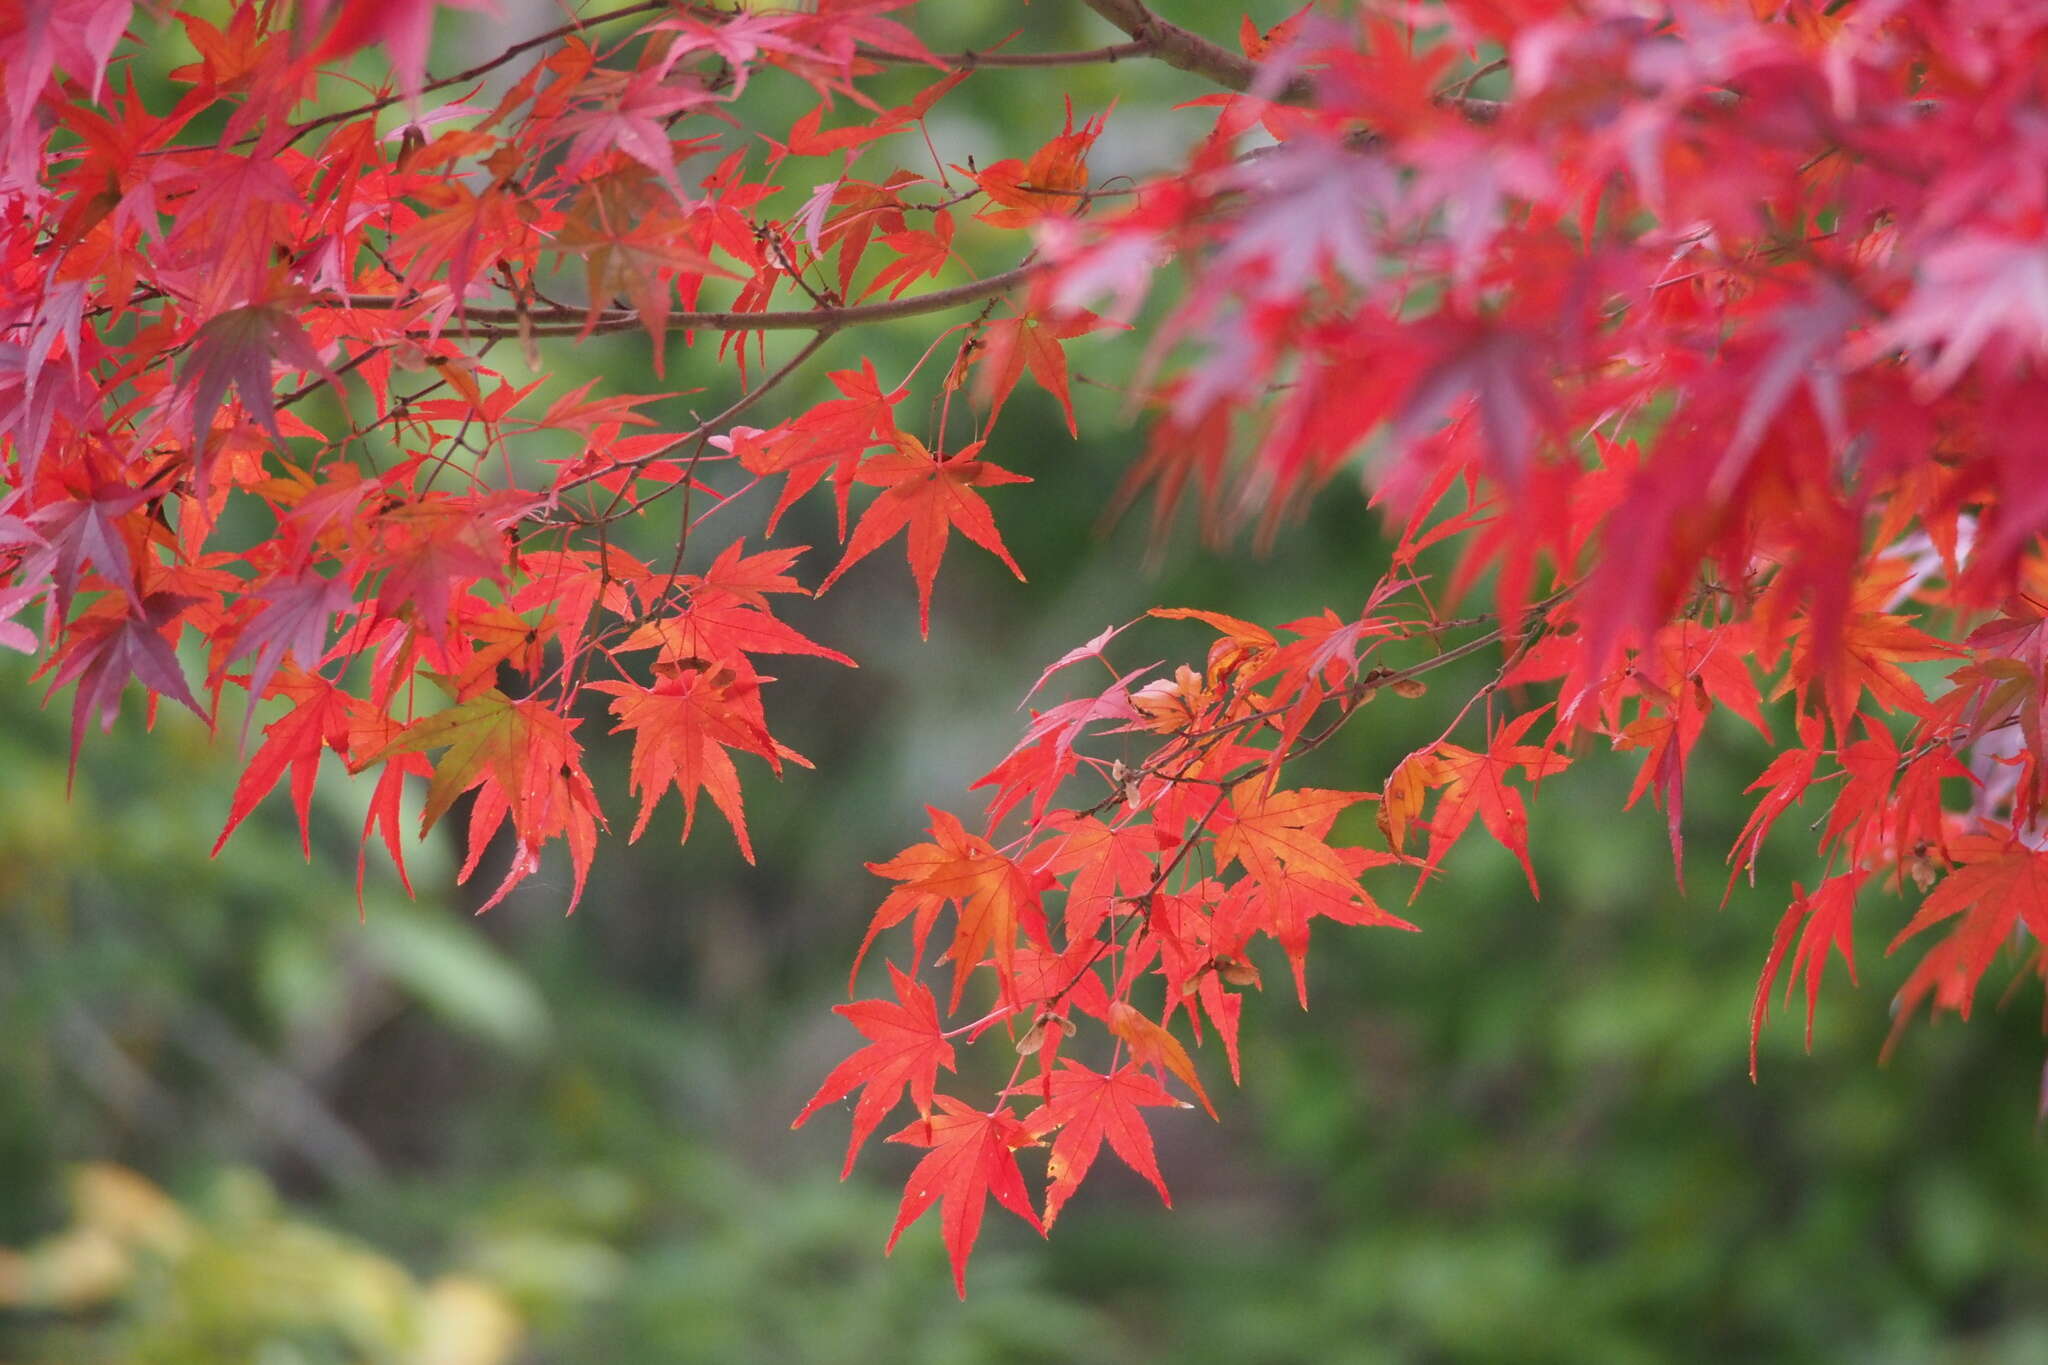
(1218, 958, 1261, 988)
(1016, 1014, 1065, 1055)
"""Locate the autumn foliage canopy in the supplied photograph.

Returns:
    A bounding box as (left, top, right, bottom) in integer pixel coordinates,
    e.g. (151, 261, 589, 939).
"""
(9, 0, 2048, 1294)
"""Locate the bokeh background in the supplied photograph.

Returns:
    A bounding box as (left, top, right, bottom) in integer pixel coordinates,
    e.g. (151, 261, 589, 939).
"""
(6, 3, 2048, 1362)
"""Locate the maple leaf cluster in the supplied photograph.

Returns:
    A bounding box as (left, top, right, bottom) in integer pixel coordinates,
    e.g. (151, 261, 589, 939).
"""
(10, 0, 2048, 1292)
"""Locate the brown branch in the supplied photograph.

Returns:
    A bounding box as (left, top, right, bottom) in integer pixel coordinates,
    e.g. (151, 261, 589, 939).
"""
(357, 260, 1042, 336)
(1078, 0, 1505, 122)
(859, 39, 1157, 70)
(1078, 0, 1314, 102)
(276, 343, 383, 411)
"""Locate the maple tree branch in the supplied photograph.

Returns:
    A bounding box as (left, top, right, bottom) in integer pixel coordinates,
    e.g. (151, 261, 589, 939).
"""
(361, 262, 1043, 336)
(1452, 57, 1510, 99)
(859, 39, 1157, 70)
(1076, 0, 1505, 122)
(276, 343, 385, 412)
(1077, 0, 1314, 102)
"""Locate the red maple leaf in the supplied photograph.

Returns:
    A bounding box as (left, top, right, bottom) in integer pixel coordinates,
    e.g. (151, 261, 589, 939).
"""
(1886, 837, 2048, 1048)
(221, 569, 350, 739)
(43, 591, 205, 781)
(1022, 1061, 1178, 1229)
(178, 299, 329, 463)
(741, 360, 904, 536)
(371, 689, 605, 912)
(1750, 872, 1863, 1079)
(809, 173, 916, 296)
(819, 435, 1029, 637)
(1213, 780, 1371, 890)
(616, 541, 856, 673)
(588, 666, 793, 863)
(212, 667, 356, 858)
(1727, 712, 1826, 898)
(1422, 708, 1570, 895)
(21, 476, 153, 620)
(557, 173, 735, 363)
(794, 962, 955, 1178)
(1776, 560, 1958, 739)
(306, 0, 491, 99)
(1026, 812, 1161, 943)
(884, 1095, 1043, 1298)
(974, 309, 1108, 437)
(1211, 845, 1414, 1006)
(860, 209, 954, 301)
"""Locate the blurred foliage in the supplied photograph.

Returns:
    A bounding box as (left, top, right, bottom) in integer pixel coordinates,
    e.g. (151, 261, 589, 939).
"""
(0, 1164, 518, 1365)
(7, 2, 2048, 1363)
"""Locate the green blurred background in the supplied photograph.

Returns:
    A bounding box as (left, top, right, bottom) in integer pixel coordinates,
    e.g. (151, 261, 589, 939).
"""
(5, 3, 2048, 1362)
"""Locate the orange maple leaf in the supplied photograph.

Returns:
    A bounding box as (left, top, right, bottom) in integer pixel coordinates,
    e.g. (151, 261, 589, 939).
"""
(1107, 999, 1215, 1119)
(1378, 748, 1444, 853)
(972, 107, 1104, 229)
(1213, 780, 1370, 889)
(857, 808, 1044, 1010)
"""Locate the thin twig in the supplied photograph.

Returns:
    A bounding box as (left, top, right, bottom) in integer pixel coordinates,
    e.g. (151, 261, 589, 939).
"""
(285, 0, 671, 145)
(555, 327, 835, 505)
